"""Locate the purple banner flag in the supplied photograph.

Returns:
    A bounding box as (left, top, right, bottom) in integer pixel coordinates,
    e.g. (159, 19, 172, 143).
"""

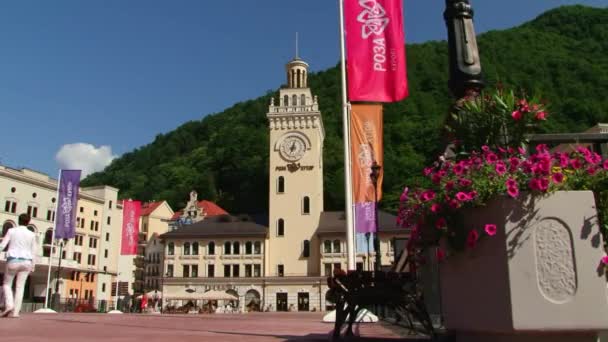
(55, 170, 81, 239)
(355, 201, 377, 233)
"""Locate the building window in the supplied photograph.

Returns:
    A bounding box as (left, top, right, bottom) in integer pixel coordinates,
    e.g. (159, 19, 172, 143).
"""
(302, 196, 310, 214)
(191, 265, 198, 278)
(324, 240, 332, 254)
(324, 263, 332, 276)
(168, 243, 175, 256)
(208, 241, 215, 255)
(224, 265, 230, 277)
(277, 176, 285, 193)
(107, 216, 111, 225)
(333, 240, 341, 253)
(277, 219, 284, 237)
(95, 221, 99, 231)
(73, 252, 82, 263)
(192, 242, 199, 255)
(245, 241, 252, 255)
(292, 94, 297, 106)
(94, 210, 98, 216)
(224, 241, 231, 255)
(301, 94, 306, 106)
(75, 235, 83, 246)
(102, 283, 106, 292)
(143, 223, 148, 233)
(303, 240, 310, 258)
(81, 218, 85, 228)
(109, 200, 113, 209)
(233, 241, 240, 255)
(356, 262, 364, 272)
(245, 265, 252, 277)
(90, 221, 95, 230)
(80, 207, 84, 213)
(167, 264, 174, 277)
(208, 264, 215, 278)
(283, 95, 289, 106)
(254, 241, 261, 255)
(87, 254, 96, 266)
(233, 265, 240, 278)
(10, 187, 16, 193)
(106, 233, 110, 241)
(277, 264, 284, 277)
(104, 249, 108, 258)
(4, 201, 10, 213)
(46, 210, 52, 221)
(254, 264, 261, 277)
(183, 265, 190, 278)
(333, 263, 341, 272)
(89, 237, 98, 249)
(183, 242, 191, 255)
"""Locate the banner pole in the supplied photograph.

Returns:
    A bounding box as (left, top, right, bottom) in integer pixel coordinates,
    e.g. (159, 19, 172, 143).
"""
(43, 169, 62, 309)
(338, 0, 356, 271)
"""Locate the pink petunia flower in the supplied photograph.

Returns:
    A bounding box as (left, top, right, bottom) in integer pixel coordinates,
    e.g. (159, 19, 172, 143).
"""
(539, 178, 550, 192)
(468, 191, 478, 200)
(467, 230, 479, 249)
(448, 199, 460, 209)
(511, 110, 522, 121)
(485, 153, 499, 164)
(423, 167, 434, 176)
(535, 111, 547, 120)
(453, 163, 465, 175)
(552, 172, 564, 184)
(420, 190, 436, 202)
(603, 159, 608, 170)
(459, 178, 472, 187)
(456, 192, 470, 202)
(399, 187, 409, 202)
(602, 256, 608, 265)
(518, 147, 527, 155)
(570, 159, 582, 170)
(445, 181, 455, 191)
(431, 203, 441, 213)
(484, 224, 497, 236)
(436, 249, 445, 262)
(587, 167, 597, 176)
(505, 178, 517, 188)
(495, 162, 507, 175)
(507, 186, 519, 198)
(432, 174, 442, 184)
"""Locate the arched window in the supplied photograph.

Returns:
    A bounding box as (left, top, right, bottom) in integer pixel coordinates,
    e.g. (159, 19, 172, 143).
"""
(43, 229, 53, 245)
(233, 241, 240, 255)
(224, 241, 231, 255)
(168, 242, 175, 256)
(183, 242, 191, 255)
(333, 240, 341, 253)
(208, 241, 215, 255)
(245, 241, 253, 255)
(324, 240, 332, 254)
(292, 94, 297, 106)
(254, 241, 261, 254)
(301, 94, 306, 106)
(277, 176, 285, 193)
(2, 221, 15, 237)
(27, 225, 36, 233)
(192, 242, 199, 255)
(303, 240, 310, 257)
(277, 219, 285, 237)
(284, 95, 289, 106)
(303, 71, 306, 87)
(296, 70, 302, 88)
(302, 196, 310, 214)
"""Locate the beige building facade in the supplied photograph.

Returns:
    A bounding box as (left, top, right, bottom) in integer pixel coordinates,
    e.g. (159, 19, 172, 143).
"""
(0, 166, 125, 308)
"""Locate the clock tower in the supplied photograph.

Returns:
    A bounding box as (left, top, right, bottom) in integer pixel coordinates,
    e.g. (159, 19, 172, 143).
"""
(266, 56, 325, 277)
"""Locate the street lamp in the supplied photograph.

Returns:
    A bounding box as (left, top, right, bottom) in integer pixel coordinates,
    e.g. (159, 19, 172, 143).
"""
(369, 161, 382, 271)
(160, 271, 170, 314)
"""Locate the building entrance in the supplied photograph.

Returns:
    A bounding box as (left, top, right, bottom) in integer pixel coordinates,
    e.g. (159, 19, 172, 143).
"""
(276, 293, 288, 312)
(297, 292, 309, 311)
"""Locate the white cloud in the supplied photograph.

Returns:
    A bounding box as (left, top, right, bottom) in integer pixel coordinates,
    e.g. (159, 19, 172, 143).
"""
(55, 143, 117, 178)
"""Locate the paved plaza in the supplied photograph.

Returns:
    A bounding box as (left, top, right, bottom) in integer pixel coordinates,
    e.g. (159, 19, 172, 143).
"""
(0, 312, 422, 342)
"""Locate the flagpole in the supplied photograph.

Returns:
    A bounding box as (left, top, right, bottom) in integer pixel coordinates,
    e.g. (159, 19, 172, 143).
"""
(43, 169, 62, 310)
(338, 0, 356, 271)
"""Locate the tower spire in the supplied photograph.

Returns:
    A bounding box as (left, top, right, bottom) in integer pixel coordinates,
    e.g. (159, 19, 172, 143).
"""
(295, 32, 299, 59)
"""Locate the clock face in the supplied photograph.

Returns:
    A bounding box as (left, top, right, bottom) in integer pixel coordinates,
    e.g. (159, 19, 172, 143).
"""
(279, 135, 306, 161)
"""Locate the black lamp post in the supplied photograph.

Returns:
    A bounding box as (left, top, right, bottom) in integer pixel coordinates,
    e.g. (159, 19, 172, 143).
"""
(160, 271, 169, 314)
(444, 0, 484, 98)
(370, 161, 382, 271)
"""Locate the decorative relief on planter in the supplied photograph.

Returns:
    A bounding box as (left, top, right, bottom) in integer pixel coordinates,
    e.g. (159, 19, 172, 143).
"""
(534, 218, 577, 303)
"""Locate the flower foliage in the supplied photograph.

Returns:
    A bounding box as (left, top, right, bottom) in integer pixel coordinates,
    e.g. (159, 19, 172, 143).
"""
(446, 87, 548, 154)
(397, 144, 608, 260)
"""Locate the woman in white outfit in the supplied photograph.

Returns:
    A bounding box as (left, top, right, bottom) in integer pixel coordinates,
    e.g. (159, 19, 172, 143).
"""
(0, 213, 37, 318)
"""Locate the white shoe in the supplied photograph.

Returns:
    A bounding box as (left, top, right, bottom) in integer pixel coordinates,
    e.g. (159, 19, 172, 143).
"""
(1, 307, 14, 317)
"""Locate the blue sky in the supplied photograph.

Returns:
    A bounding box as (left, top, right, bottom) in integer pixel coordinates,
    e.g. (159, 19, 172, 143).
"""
(0, 0, 605, 177)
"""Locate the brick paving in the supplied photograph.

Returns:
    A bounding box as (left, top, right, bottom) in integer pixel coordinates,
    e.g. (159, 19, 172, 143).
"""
(0, 312, 424, 342)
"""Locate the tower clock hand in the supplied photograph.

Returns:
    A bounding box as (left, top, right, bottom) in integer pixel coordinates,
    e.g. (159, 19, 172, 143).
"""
(290, 141, 296, 153)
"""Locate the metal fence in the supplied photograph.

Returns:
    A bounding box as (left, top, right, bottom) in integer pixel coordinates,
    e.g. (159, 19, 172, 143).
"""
(19, 298, 124, 314)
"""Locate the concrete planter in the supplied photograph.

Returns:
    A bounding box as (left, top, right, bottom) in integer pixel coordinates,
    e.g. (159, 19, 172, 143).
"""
(440, 191, 608, 341)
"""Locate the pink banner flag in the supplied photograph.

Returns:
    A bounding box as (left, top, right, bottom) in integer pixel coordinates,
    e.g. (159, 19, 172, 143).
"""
(121, 200, 141, 255)
(345, 0, 408, 102)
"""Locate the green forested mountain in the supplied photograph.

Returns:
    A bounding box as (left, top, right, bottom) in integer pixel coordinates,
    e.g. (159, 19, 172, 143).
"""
(82, 5, 608, 214)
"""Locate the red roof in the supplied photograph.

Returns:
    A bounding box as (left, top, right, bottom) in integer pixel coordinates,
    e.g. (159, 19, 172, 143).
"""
(170, 200, 228, 220)
(140, 201, 164, 216)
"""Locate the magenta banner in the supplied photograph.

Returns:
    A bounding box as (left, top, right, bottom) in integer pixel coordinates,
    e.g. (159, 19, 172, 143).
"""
(355, 201, 377, 233)
(121, 200, 141, 255)
(345, 0, 408, 102)
(55, 170, 81, 239)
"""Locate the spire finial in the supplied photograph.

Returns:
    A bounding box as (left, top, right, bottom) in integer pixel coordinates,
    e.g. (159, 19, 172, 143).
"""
(295, 32, 299, 59)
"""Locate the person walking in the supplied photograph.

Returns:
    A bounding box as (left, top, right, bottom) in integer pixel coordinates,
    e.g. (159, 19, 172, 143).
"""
(0, 213, 37, 318)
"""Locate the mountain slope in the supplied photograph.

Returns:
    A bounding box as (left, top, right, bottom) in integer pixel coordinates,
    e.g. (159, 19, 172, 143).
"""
(82, 5, 608, 214)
